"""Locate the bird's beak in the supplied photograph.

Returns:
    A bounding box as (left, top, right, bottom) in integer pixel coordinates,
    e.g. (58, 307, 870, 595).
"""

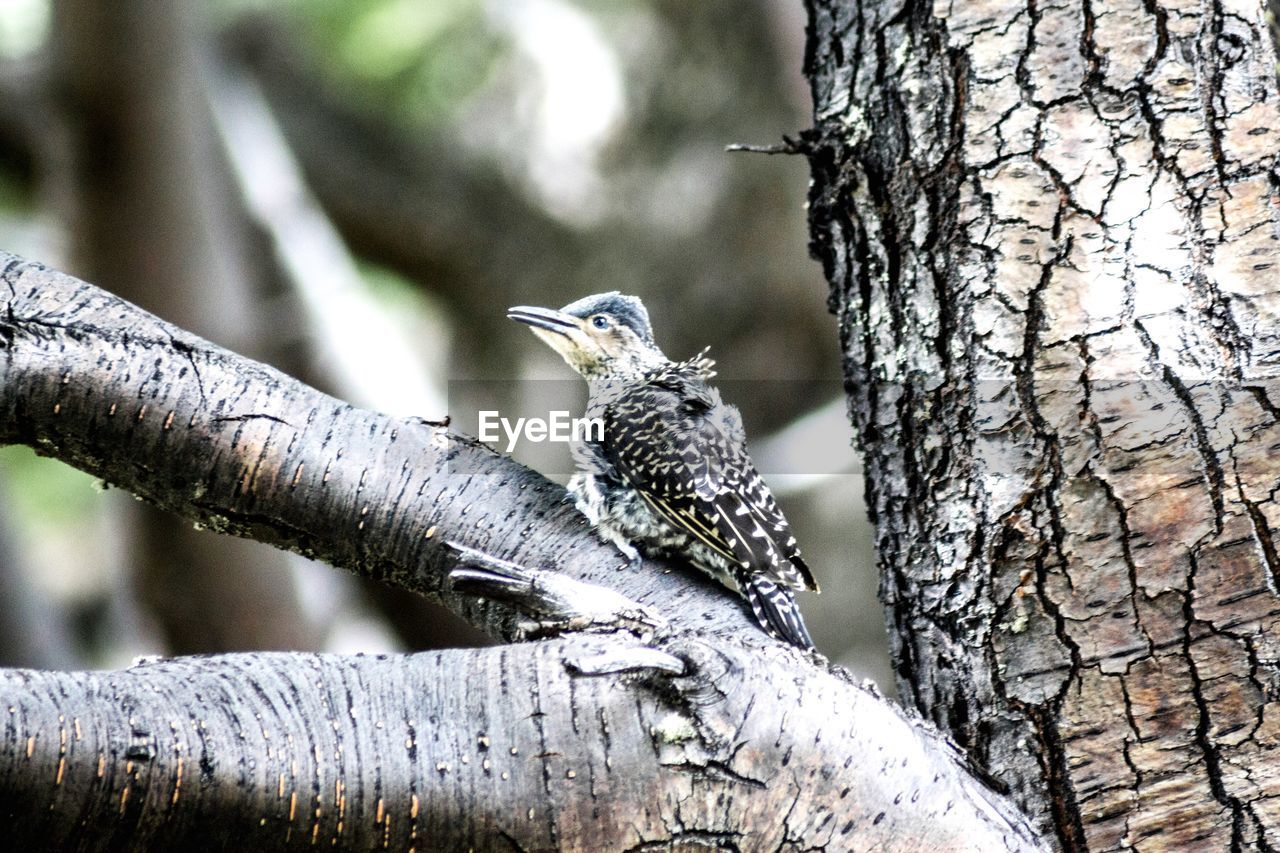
(509, 305, 599, 373)
(507, 305, 582, 337)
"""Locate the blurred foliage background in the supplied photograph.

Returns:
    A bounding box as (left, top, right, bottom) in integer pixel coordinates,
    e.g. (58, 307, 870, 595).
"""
(0, 0, 886, 685)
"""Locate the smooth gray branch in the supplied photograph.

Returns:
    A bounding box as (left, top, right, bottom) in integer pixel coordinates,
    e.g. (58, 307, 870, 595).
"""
(0, 252, 754, 645)
(448, 541, 669, 641)
(0, 254, 1046, 850)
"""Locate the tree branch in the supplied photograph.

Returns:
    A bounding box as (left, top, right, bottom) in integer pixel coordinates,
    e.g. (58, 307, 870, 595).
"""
(0, 636, 1043, 850)
(447, 541, 669, 642)
(0, 252, 747, 644)
(0, 253, 1044, 849)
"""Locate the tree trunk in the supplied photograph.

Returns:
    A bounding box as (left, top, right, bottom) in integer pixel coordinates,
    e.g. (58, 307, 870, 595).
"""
(805, 0, 1280, 848)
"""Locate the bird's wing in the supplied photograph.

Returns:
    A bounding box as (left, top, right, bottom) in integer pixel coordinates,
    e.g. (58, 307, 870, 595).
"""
(602, 373, 818, 593)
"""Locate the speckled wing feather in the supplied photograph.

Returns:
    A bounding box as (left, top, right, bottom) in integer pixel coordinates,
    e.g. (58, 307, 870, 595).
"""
(600, 363, 818, 596)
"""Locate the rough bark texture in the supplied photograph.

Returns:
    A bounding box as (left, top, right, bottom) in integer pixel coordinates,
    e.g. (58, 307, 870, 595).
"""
(0, 255, 1044, 850)
(0, 637, 1033, 852)
(805, 0, 1280, 848)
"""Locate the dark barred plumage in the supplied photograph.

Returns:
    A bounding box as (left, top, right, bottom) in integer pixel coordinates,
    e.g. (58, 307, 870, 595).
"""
(509, 293, 819, 649)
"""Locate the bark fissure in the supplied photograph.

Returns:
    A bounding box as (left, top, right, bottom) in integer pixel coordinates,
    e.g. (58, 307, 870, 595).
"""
(1182, 558, 1249, 848)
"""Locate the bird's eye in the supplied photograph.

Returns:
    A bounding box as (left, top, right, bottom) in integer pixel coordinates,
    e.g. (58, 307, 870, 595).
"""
(591, 315, 610, 329)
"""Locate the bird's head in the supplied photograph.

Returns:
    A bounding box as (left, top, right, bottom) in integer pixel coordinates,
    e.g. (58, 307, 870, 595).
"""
(508, 292, 669, 379)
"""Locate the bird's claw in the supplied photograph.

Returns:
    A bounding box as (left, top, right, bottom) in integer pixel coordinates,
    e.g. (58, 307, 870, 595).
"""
(611, 538, 643, 570)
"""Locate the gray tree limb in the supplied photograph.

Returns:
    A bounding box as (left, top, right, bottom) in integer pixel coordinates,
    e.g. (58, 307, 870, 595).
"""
(0, 253, 740, 643)
(0, 638, 1029, 851)
(0, 254, 1043, 849)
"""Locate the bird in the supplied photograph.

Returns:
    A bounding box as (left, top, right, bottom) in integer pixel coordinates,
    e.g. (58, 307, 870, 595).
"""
(508, 292, 820, 649)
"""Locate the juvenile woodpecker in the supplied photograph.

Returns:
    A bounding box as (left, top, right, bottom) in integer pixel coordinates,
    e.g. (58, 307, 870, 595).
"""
(508, 292, 819, 649)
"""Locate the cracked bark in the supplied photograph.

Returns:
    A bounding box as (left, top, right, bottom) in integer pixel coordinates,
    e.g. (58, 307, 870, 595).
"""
(0, 256, 1044, 850)
(806, 0, 1280, 849)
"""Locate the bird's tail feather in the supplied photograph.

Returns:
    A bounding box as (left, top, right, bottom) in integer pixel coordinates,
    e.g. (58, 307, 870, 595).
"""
(744, 577, 814, 650)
